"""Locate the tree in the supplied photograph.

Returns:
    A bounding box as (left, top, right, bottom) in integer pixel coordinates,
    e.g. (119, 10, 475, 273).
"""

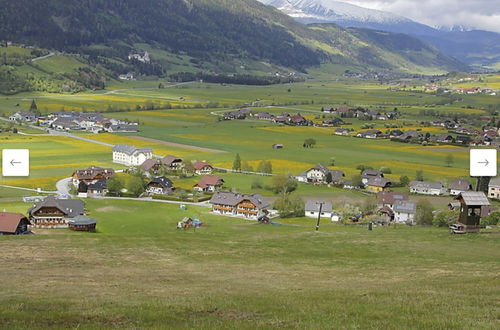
(400, 175, 410, 186)
(127, 176, 145, 197)
(241, 161, 254, 172)
(257, 160, 272, 174)
(416, 199, 434, 225)
(445, 153, 454, 167)
(325, 172, 333, 184)
(482, 211, 500, 226)
(351, 174, 363, 188)
(107, 176, 123, 196)
(251, 178, 263, 189)
(183, 160, 195, 176)
(303, 138, 316, 148)
(380, 167, 392, 174)
(273, 194, 304, 218)
(272, 174, 298, 195)
(433, 210, 459, 227)
(415, 170, 424, 181)
(356, 165, 373, 173)
(232, 153, 241, 171)
(29, 99, 38, 112)
(329, 157, 336, 166)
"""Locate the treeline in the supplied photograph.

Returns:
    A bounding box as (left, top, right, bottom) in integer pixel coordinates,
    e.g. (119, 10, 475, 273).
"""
(170, 72, 305, 86)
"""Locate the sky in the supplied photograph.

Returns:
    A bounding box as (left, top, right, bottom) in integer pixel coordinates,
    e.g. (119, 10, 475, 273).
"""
(343, 0, 500, 32)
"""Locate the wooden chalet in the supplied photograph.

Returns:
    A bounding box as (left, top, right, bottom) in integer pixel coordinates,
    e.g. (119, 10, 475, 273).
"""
(146, 176, 174, 195)
(0, 212, 31, 235)
(28, 196, 85, 228)
(194, 175, 224, 192)
(193, 161, 213, 175)
(72, 166, 114, 186)
(161, 155, 183, 169)
(209, 191, 270, 220)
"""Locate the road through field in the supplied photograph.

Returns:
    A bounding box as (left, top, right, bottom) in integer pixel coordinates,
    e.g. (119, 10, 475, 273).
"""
(128, 136, 227, 153)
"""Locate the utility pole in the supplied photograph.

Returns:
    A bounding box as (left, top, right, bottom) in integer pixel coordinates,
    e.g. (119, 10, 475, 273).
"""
(315, 201, 324, 231)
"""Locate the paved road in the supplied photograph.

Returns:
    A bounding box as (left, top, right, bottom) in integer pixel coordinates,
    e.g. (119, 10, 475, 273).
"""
(0, 184, 56, 194)
(31, 52, 55, 62)
(92, 196, 212, 207)
(55, 177, 73, 195)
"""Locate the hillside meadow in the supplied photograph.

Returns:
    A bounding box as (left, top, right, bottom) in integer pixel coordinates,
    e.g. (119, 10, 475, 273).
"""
(0, 199, 499, 328)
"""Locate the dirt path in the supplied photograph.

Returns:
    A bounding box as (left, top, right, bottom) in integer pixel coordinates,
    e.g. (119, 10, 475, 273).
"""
(129, 136, 227, 153)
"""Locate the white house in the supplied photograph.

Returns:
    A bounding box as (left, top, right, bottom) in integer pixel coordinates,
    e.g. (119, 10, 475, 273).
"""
(300, 165, 344, 184)
(305, 201, 333, 220)
(393, 200, 416, 224)
(449, 179, 472, 196)
(488, 177, 500, 199)
(112, 144, 153, 166)
(409, 181, 446, 196)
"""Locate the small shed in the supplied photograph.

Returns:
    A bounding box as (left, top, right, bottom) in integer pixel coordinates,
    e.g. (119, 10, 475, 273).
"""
(272, 144, 284, 149)
(68, 215, 97, 232)
(455, 191, 490, 233)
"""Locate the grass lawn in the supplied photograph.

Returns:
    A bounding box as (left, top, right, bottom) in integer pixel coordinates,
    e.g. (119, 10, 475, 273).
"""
(0, 199, 498, 328)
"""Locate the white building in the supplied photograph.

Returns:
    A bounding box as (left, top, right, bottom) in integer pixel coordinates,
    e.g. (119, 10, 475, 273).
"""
(393, 200, 416, 224)
(488, 177, 500, 199)
(112, 144, 153, 166)
(409, 181, 446, 196)
(305, 201, 333, 220)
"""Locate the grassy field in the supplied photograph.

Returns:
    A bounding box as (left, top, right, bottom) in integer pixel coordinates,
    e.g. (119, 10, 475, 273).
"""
(0, 199, 498, 328)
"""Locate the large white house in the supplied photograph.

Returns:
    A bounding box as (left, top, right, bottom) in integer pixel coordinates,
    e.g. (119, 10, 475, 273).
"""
(393, 200, 416, 224)
(305, 200, 333, 220)
(112, 144, 153, 166)
(409, 181, 446, 195)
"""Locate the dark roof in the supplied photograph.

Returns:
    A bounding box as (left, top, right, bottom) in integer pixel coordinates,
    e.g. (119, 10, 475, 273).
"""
(362, 169, 383, 178)
(210, 191, 270, 209)
(88, 178, 107, 191)
(148, 176, 173, 189)
(73, 166, 114, 180)
(68, 215, 97, 226)
(449, 179, 472, 191)
(113, 144, 152, 155)
(456, 191, 490, 206)
(0, 213, 30, 233)
(367, 177, 391, 187)
(30, 196, 85, 218)
(305, 201, 333, 213)
(489, 177, 500, 188)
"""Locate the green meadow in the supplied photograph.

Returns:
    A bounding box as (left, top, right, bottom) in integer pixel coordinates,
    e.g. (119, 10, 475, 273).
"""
(0, 199, 498, 328)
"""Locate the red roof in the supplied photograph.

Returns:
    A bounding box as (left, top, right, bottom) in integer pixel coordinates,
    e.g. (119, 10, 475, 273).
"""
(0, 212, 30, 233)
(194, 175, 223, 188)
(378, 191, 408, 205)
(193, 161, 212, 171)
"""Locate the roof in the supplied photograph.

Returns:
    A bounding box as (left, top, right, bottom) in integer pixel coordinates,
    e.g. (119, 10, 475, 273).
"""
(409, 181, 443, 190)
(378, 205, 394, 217)
(378, 191, 409, 205)
(112, 144, 152, 155)
(456, 191, 490, 206)
(308, 165, 344, 180)
(305, 201, 333, 213)
(193, 161, 212, 171)
(362, 169, 383, 178)
(393, 200, 416, 214)
(148, 176, 173, 189)
(140, 159, 160, 171)
(367, 177, 391, 187)
(449, 179, 472, 191)
(73, 166, 114, 180)
(29, 196, 85, 218)
(68, 215, 97, 226)
(88, 178, 107, 191)
(161, 155, 182, 166)
(489, 177, 500, 188)
(0, 212, 30, 233)
(210, 191, 270, 209)
(195, 175, 224, 188)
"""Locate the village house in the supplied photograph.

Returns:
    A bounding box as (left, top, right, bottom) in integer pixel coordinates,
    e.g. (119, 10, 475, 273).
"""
(0, 212, 31, 235)
(288, 114, 309, 126)
(321, 118, 344, 127)
(366, 177, 392, 193)
(72, 166, 115, 187)
(356, 129, 383, 139)
(409, 181, 446, 195)
(161, 155, 183, 170)
(377, 191, 409, 209)
(28, 196, 85, 228)
(297, 164, 344, 184)
(193, 161, 213, 175)
(209, 191, 270, 220)
(391, 200, 416, 224)
(9, 112, 37, 122)
(449, 179, 472, 196)
(432, 134, 454, 144)
(305, 201, 333, 220)
(335, 128, 350, 136)
(488, 177, 500, 199)
(140, 159, 162, 174)
(321, 106, 335, 113)
(86, 179, 108, 197)
(193, 175, 224, 192)
(112, 144, 153, 166)
(361, 169, 384, 185)
(145, 177, 174, 195)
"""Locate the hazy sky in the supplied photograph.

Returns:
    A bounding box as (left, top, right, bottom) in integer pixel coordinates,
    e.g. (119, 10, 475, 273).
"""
(343, 0, 500, 32)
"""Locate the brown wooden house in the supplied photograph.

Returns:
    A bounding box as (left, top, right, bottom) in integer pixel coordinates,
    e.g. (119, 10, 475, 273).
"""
(0, 212, 31, 235)
(29, 196, 85, 228)
(455, 191, 490, 233)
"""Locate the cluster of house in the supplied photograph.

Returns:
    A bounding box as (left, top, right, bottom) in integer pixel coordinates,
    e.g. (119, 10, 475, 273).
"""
(0, 196, 97, 235)
(9, 111, 139, 133)
(222, 108, 310, 126)
(128, 51, 150, 63)
(321, 106, 398, 121)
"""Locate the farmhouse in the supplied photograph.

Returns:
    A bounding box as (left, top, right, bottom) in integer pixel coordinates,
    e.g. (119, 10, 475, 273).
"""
(194, 175, 224, 192)
(113, 144, 153, 166)
(193, 161, 213, 175)
(488, 177, 500, 199)
(210, 191, 270, 220)
(335, 128, 350, 136)
(87, 179, 108, 197)
(299, 164, 344, 184)
(140, 159, 162, 173)
(449, 179, 472, 196)
(357, 129, 382, 139)
(305, 201, 333, 220)
(29, 196, 85, 228)
(146, 177, 174, 195)
(409, 181, 446, 195)
(393, 200, 417, 224)
(455, 191, 491, 233)
(366, 177, 391, 193)
(9, 112, 37, 122)
(377, 191, 409, 209)
(0, 212, 31, 235)
(161, 155, 183, 169)
(361, 169, 384, 185)
(72, 166, 114, 187)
